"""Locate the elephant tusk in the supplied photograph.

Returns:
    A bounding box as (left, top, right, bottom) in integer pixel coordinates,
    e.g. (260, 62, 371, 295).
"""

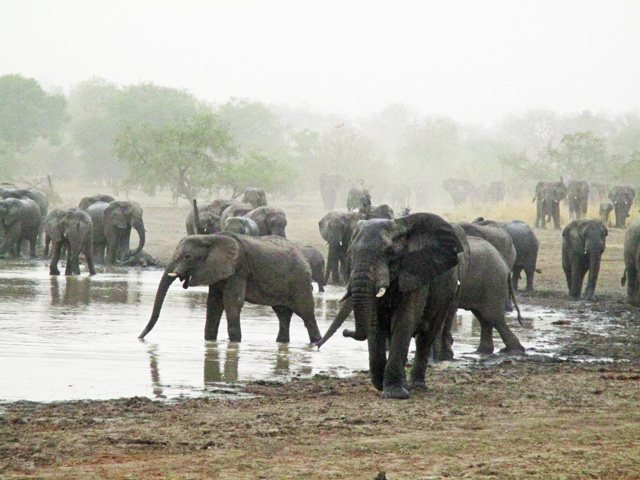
(167, 272, 178, 277)
(376, 287, 386, 298)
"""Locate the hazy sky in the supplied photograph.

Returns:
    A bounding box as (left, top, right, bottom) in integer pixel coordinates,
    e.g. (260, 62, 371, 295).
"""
(2, 0, 640, 124)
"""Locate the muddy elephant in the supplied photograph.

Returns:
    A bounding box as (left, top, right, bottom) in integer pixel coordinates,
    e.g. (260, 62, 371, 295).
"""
(567, 180, 589, 220)
(622, 220, 640, 306)
(86, 200, 145, 265)
(243, 188, 268, 209)
(297, 245, 325, 292)
(319, 173, 343, 211)
(534, 179, 567, 229)
(317, 213, 463, 399)
(442, 178, 475, 206)
(474, 218, 540, 292)
(319, 211, 360, 285)
(186, 199, 221, 235)
(139, 233, 322, 344)
(245, 206, 287, 237)
(78, 194, 116, 211)
(562, 219, 608, 300)
(45, 208, 96, 276)
(223, 216, 260, 236)
(347, 187, 370, 212)
(609, 185, 636, 228)
(0, 197, 42, 257)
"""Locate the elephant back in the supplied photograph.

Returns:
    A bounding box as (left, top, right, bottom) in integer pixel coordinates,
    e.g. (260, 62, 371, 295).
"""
(85, 201, 110, 241)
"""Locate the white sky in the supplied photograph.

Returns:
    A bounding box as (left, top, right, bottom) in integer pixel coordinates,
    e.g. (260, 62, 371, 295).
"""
(2, 0, 640, 124)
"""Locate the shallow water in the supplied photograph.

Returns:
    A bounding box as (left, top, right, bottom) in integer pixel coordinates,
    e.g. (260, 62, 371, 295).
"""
(0, 261, 578, 402)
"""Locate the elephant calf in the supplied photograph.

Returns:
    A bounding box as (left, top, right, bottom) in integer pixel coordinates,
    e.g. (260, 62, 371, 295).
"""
(562, 219, 608, 301)
(45, 208, 96, 276)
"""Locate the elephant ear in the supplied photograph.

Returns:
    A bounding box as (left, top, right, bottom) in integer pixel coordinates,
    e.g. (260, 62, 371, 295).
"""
(6, 202, 22, 226)
(189, 235, 240, 286)
(395, 213, 463, 291)
(318, 214, 334, 242)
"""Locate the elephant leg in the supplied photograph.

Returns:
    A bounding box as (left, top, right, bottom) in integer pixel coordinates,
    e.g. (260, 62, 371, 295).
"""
(584, 256, 601, 301)
(64, 247, 74, 275)
(272, 306, 293, 343)
(524, 266, 535, 292)
(291, 297, 322, 344)
(570, 260, 587, 299)
(222, 279, 246, 342)
(409, 330, 431, 390)
(205, 287, 225, 341)
(492, 314, 525, 353)
(476, 313, 495, 354)
(84, 245, 97, 276)
(29, 237, 37, 258)
(368, 328, 387, 392)
(512, 266, 523, 291)
(49, 241, 62, 276)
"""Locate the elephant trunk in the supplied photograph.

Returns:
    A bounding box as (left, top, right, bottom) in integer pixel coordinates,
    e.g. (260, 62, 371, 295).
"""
(131, 220, 146, 257)
(193, 199, 204, 234)
(139, 272, 177, 338)
(324, 243, 340, 285)
(343, 267, 377, 341)
(315, 297, 353, 348)
(585, 250, 602, 300)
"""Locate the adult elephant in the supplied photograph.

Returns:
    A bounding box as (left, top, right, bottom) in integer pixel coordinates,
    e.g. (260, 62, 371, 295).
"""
(297, 245, 326, 293)
(243, 188, 267, 209)
(621, 220, 640, 306)
(474, 218, 540, 292)
(186, 199, 221, 235)
(0, 197, 42, 258)
(318, 211, 360, 285)
(456, 222, 516, 271)
(138, 233, 322, 344)
(567, 180, 589, 220)
(78, 194, 116, 211)
(245, 206, 287, 237)
(562, 219, 608, 300)
(609, 185, 636, 228)
(534, 179, 567, 229)
(223, 216, 260, 236)
(1, 188, 49, 220)
(346, 187, 370, 212)
(318, 213, 463, 399)
(86, 200, 145, 265)
(360, 204, 394, 220)
(319, 173, 343, 211)
(220, 202, 254, 225)
(45, 208, 96, 276)
(442, 178, 475, 206)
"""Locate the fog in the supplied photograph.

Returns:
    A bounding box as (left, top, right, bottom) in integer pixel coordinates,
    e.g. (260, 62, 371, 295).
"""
(3, 0, 640, 124)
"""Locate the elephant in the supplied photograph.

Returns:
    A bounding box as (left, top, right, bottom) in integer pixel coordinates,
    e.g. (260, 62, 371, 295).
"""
(318, 211, 360, 285)
(599, 202, 614, 226)
(456, 222, 516, 271)
(138, 233, 323, 344)
(86, 200, 145, 265)
(245, 206, 288, 237)
(220, 202, 254, 225)
(243, 188, 268, 209)
(442, 178, 476, 206)
(534, 179, 567, 229)
(319, 173, 343, 211)
(317, 213, 463, 399)
(608, 185, 636, 228)
(473, 218, 540, 292)
(297, 245, 325, 292)
(567, 180, 589, 220)
(346, 187, 370, 212)
(562, 219, 608, 301)
(45, 208, 96, 276)
(486, 181, 506, 204)
(223, 216, 260, 236)
(186, 199, 221, 235)
(0, 197, 42, 258)
(360, 203, 394, 220)
(621, 220, 640, 306)
(1, 188, 49, 220)
(78, 194, 116, 211)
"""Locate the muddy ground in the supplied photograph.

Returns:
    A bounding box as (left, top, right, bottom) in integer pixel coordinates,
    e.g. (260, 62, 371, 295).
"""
(2, 190, 640, 480)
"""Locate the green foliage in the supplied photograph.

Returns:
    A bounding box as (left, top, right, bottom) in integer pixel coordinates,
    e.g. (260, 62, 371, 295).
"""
(221, 151, 295, 198)
(114, 113, 235, 201)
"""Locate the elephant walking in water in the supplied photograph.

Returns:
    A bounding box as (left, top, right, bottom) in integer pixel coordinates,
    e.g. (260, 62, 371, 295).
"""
(45, 208, 96, 276)
(0, 197, 42, 258)
(562, 219, 608, 301)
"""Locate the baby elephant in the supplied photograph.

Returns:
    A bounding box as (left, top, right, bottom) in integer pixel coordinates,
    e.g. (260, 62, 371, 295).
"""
(562, 219, 608, 301)
(224, 216, 260, 236)
(297, 245, 326, 292)
(45, 208, 96, 276)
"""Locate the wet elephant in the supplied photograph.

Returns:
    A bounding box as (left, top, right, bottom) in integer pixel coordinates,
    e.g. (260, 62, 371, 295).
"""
(245, 206, 287, 237)
(223, 216, 260, 236)
(567, 180, 589, 220)
(318, 211, 360, 285)
(621, 219, 640, 306)
(297, 245, 326, 292)
(534, 179, 567, 229)
(243, 188, 267, 209)
(45, 208, 96, 276)
(78, 194, 116, 211)
(562, 219, 608, 300)
(186, 199, 221, 235)
(0, 197, 42, 258)
(139, 233, 322, 344)
(608, 185, 636, 228)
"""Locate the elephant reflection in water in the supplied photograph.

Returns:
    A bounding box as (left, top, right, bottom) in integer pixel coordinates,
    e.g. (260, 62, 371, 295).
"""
(204, 342, 239, 384)
(147, 346, 165, 399)
(49, 277, 92, 306)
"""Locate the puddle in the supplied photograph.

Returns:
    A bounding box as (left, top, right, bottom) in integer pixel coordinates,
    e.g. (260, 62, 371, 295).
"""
(0, 260, 600, 402)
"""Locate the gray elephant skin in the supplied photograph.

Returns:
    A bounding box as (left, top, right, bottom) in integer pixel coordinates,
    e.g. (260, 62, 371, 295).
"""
(221, 202, 254, 225)
(567, 180, 589, 220)
(186, 199, 221, 235)
(599, 202, 614, 226)
(0, 197, 42, 257)
(1, 187, 49, 220)
(534, 179, 567, 229)
(346, 187, 370, 212)
(78, 194, 116, 211)
(245, 206, 287, 237)
(474, 218, 540, 292)
(319, 213, 463, 399)
(139, 233, 322, 343)
(86, 200, 145, 265)
(224, 216, 260, 236)
(319, 211, 359, 285)
(608, 185, 636, 228)
(243, 188, 268, 209)
(621, 220, 640, 306)
(45, 208, 96, 276)
(562, 219, 608, 300)
(442, 178, 475, 206)
(297, 245, 326, 292)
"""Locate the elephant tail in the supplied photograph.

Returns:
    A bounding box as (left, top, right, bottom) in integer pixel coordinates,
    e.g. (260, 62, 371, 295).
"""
(315, 297, 352, 349)
(508, 274, 524, 326)
(535, 268, 542, 274)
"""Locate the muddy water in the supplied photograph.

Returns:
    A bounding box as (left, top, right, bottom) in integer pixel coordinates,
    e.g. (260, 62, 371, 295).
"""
(1, 261, 573, 402)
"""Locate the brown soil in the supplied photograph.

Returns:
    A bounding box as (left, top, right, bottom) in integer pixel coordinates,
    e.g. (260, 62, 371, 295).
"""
(2, 190, 640, 480)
